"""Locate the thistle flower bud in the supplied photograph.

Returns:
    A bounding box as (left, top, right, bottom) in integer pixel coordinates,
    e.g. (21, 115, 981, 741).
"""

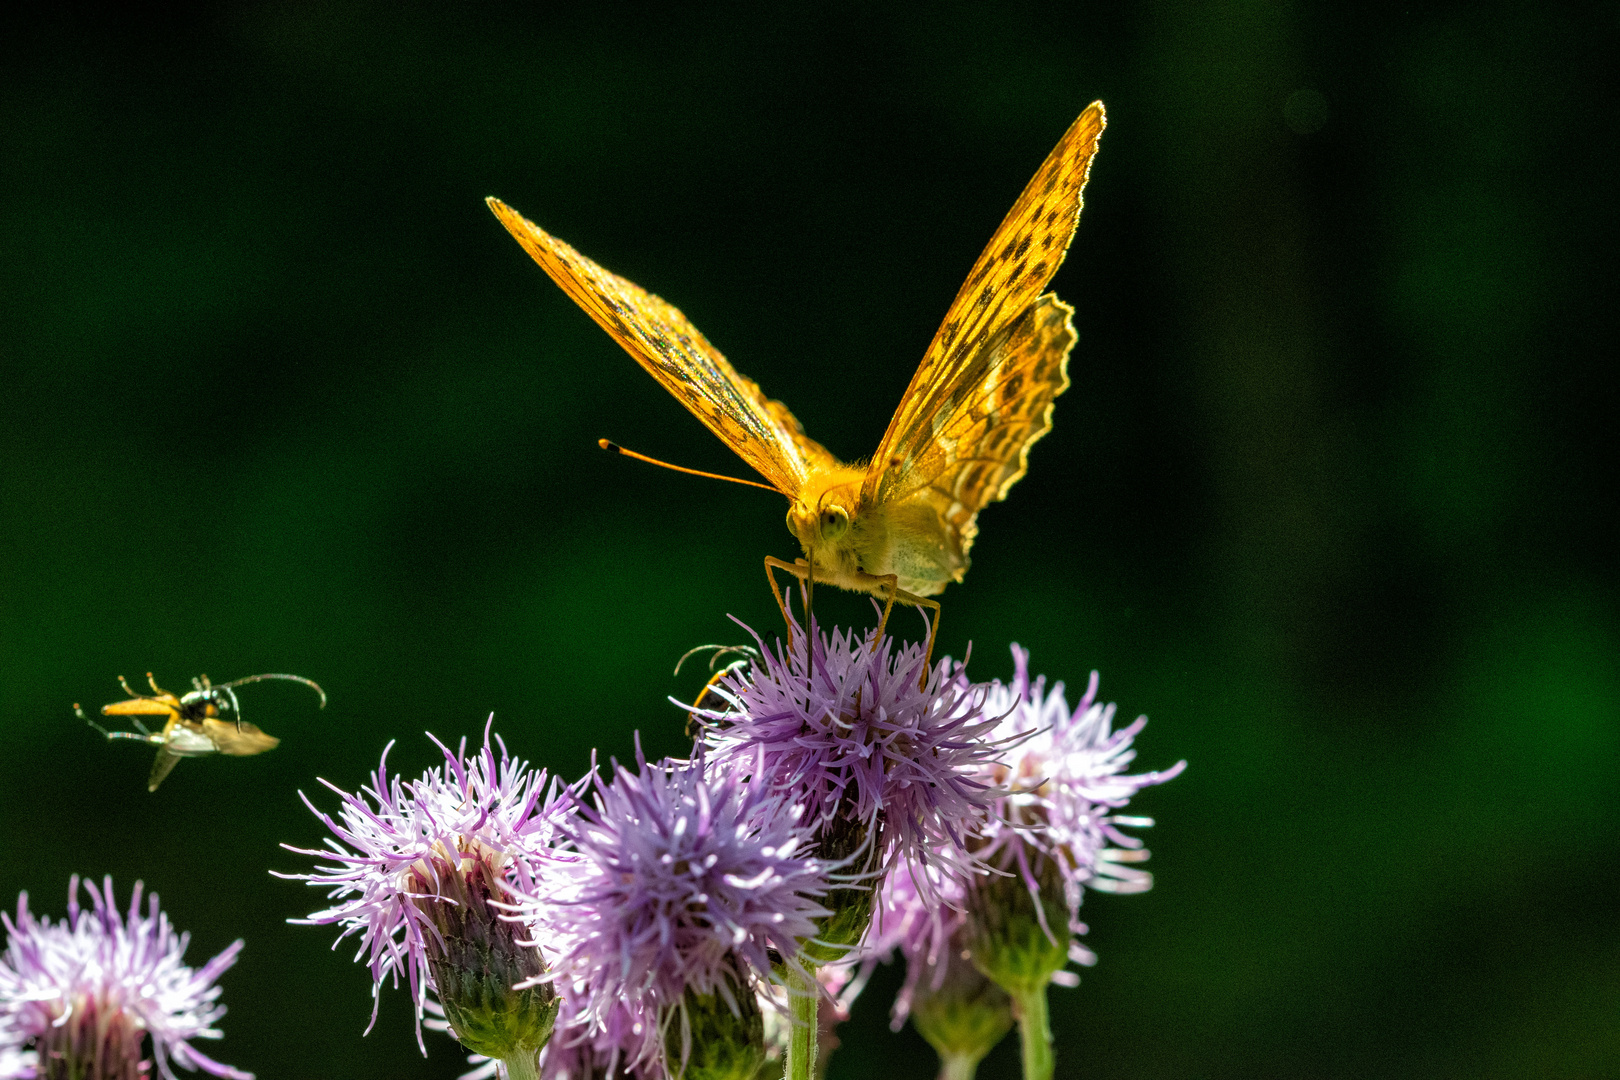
(667, 973, 766, 1080)
(909, 941, 1014, 1076)
(415, 848, 558, 1064)
(963, 852, 1071, 998)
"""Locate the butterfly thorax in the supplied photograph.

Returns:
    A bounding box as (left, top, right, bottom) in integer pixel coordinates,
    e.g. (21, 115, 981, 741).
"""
(787, 465, 964, 598)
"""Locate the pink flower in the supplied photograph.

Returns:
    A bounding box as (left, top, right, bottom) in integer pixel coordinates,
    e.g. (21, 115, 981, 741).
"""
(695, 615, 1004, 885)
(0, 877, 249, 1080)
(975, 648, 1185, 980)
(279, 721, 572, 1052)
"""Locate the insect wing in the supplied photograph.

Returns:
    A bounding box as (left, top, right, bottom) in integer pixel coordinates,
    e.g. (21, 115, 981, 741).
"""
(487, 198, 837, 494)
(894, 294, 1077, 562)
(200, 718, 281, 757)
(865, 103, 1104, 511)
(147, 748, 184, 792)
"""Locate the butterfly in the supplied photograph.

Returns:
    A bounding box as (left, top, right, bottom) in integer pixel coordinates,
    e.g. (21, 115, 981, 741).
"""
(488, 102, 1105, 658)
(79, 671, 325, 790)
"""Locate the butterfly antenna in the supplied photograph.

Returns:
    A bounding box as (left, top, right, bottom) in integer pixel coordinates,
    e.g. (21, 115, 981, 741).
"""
(599, 440, 783, 494)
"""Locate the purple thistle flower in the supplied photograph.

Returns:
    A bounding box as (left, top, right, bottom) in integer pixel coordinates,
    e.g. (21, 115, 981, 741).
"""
(854, 853, 969, 1028)
(535, 746, 831, 1071)
(278, 721, 571, 1053)
(0, 1034, 34, 1080)
(537, 995, 655, 1080)
(694, 615, 1003, 887)
(975, 647, 1185, 981)
(0, 876, 249, 1080)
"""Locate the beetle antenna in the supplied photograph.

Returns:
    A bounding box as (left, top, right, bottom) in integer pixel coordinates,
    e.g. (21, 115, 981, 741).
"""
(213, 673, 328, 709)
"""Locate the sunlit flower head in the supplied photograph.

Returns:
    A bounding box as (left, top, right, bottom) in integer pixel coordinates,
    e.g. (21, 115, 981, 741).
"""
(0, 876, 249, 1080)
(279, 720, 572, 1052)
(975, 647, 1185, 980)
(695, 615, 1003, 882)
(536, 745, 831, 1070)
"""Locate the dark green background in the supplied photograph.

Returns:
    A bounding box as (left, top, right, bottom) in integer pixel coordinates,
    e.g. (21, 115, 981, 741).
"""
(3, 3, 1615, 1077)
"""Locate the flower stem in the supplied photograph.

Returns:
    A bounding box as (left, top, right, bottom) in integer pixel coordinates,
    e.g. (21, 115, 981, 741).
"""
(1012, 984, 1053, 1080)
(500, 1051, 541, 1080)
(939, 1053, 981, 1080)
(785, 964, 819, 1080)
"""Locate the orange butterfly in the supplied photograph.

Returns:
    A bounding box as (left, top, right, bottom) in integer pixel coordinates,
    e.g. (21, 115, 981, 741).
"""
(489, 103, 1105, 659)
(79, 672, 325, 791)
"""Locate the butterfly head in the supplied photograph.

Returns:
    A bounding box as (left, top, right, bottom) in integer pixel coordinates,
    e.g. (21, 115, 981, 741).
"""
(786, 469, 864, 550)
(785, 469, 878, 590)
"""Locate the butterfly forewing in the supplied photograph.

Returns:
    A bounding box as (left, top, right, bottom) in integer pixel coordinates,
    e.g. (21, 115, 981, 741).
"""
(487, 198, 835, 495)
(865, 102, 1105, 509)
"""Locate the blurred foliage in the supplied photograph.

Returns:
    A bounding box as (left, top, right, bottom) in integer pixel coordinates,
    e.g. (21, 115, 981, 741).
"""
(2, 2, 1615, 1078)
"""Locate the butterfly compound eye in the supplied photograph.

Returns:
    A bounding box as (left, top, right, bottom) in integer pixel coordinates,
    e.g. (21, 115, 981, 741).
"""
(821, 506, 850, 541)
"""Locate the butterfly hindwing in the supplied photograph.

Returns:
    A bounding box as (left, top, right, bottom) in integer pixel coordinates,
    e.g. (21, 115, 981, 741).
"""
(487, 198, 834, 495)
(896, 293, 1076, 562)
(865, 103, 1104, 511)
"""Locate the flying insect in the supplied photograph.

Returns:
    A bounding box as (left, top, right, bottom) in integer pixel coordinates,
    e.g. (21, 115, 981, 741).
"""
(78, 671, 325, 791)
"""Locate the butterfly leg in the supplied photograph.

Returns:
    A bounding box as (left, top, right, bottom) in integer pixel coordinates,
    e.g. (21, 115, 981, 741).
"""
(765, 556, 817, 675)
(866, 574, 942, 688)
(764, 556, 805, 624)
